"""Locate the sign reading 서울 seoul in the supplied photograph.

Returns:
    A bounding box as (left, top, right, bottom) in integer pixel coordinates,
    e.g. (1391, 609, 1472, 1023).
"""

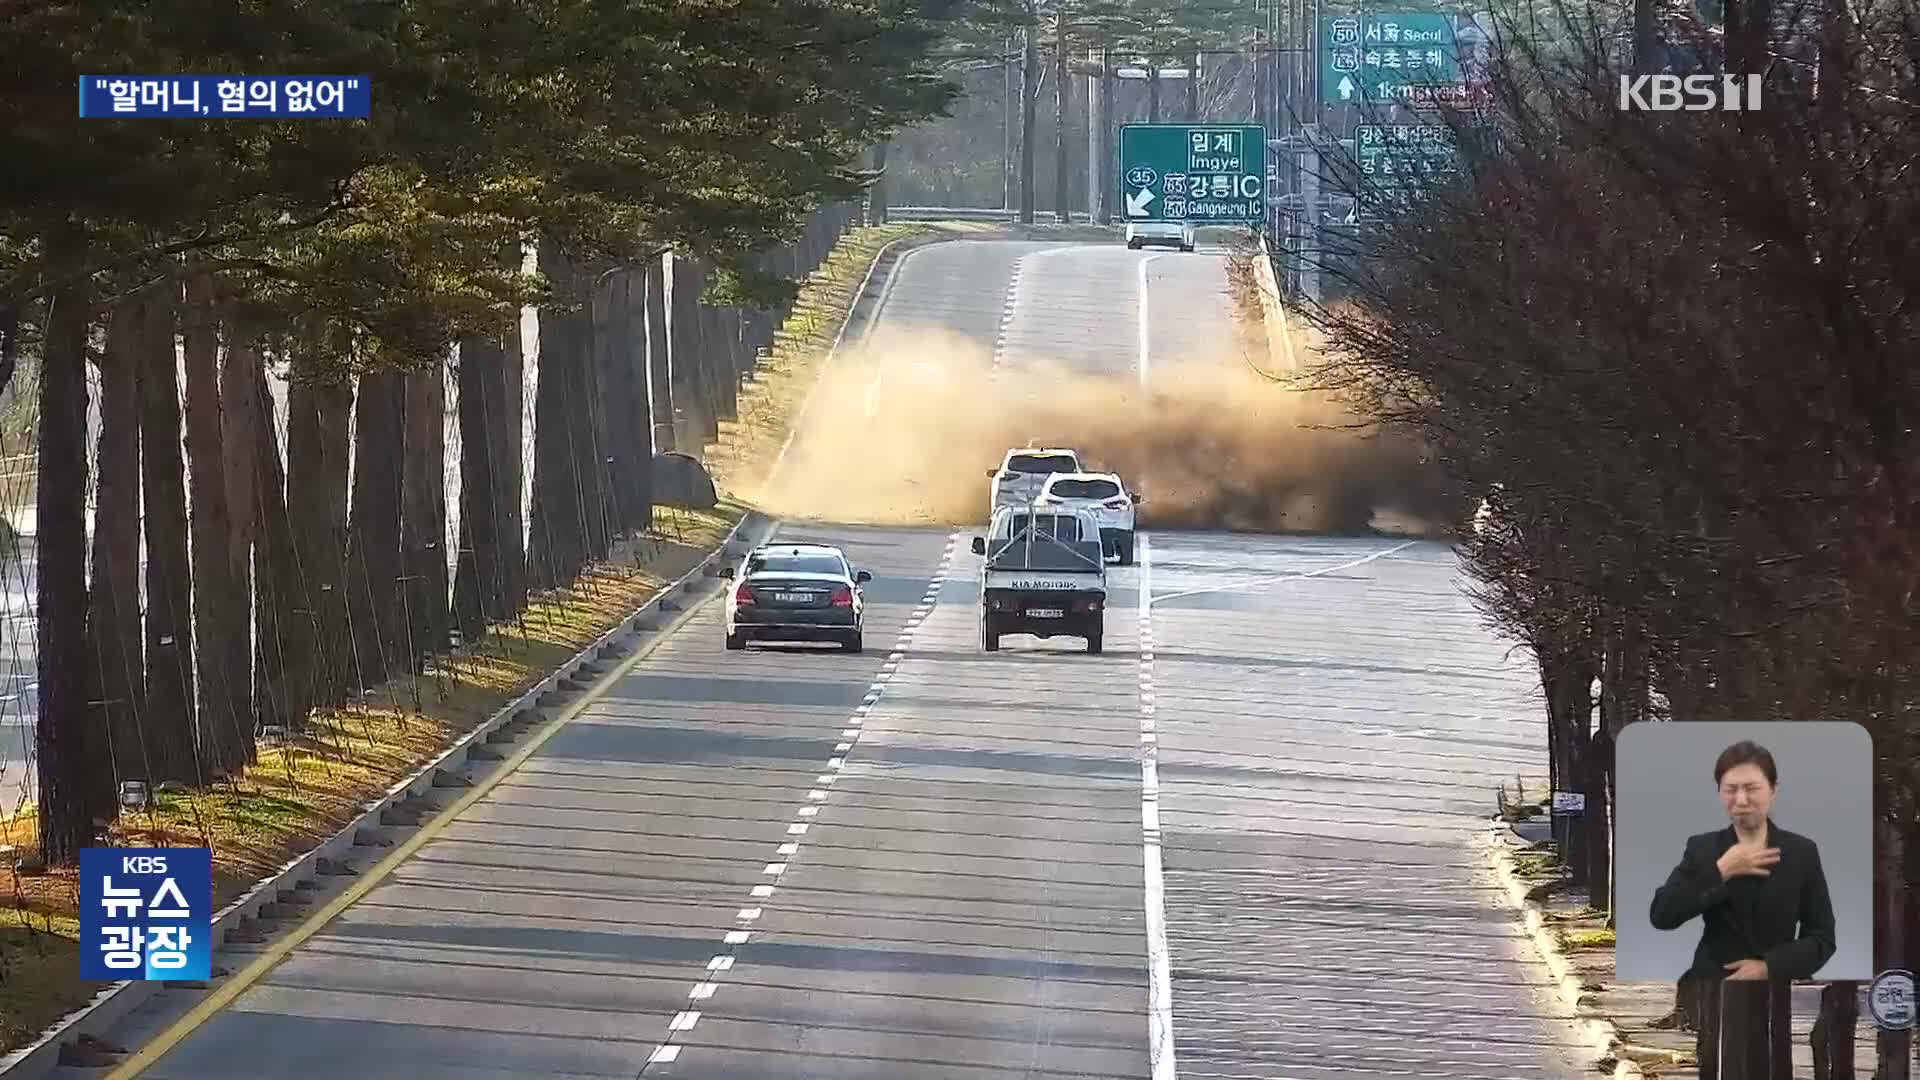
(1118, 124, 1265, 224)
(1320, 13, 1492, 107)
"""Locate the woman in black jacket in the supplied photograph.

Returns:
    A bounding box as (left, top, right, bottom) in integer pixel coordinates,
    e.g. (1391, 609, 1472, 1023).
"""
(1648, 740, 1837, 981)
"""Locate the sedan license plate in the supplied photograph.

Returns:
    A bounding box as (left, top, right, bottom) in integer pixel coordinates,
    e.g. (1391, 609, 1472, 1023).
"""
(1026, 607, 1065, 618)
(773, 591, 811, 603)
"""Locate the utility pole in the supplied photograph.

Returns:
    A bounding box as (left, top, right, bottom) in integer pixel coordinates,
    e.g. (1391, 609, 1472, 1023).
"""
(1020, 25, 1038, 223)
(1299, 124, 1321, 306)
(1055, 33, 1071, 223)
(1003, 37, 1015, 213)
(1087, 45, 1106, 224)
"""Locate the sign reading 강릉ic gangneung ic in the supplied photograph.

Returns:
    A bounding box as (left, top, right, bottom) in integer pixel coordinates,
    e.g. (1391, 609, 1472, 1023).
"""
(79, 847, 213, 981)
(1118, 124, 1266, 224)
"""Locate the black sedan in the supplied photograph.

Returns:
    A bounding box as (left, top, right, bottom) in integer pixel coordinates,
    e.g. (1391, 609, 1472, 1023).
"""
(721, 543, 871, 653)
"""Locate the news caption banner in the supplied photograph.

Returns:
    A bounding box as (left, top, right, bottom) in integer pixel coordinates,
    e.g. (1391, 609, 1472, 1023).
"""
(1118, 124, 1266, 224)
(1319, 12, 1490, 107)
(78, 76, 370, 118)
(79, 847, 213, 982)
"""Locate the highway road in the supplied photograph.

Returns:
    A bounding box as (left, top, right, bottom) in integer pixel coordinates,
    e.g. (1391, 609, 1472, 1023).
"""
(74, 236, 1592, 1079)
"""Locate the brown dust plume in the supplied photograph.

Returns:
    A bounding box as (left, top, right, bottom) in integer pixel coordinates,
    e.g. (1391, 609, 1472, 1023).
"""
(744, 324, 1468, 537)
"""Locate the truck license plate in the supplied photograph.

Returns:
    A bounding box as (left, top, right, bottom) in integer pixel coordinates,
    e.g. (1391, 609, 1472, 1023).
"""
(774, 592, 809, 602)
(1027, 608, 1064, 618)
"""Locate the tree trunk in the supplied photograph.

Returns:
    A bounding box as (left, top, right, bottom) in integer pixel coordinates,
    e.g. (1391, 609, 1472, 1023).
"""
(220, 326, 260, 767)
(498, 312, 528, 615)
(1716, 981, 1760, 1079)
(1054, 33, 1071, 222)
(401, 365, 448, 670)
(35, 278, 95, 863)
(703, 303, 739, 423)
(182, 270, 250, 776)
(579, 270, 613, 560)
(597, 271, 637, 538)
(1020, 27, 1038, 223)
(685, 263, 722, 443)
(1877, 815, 1912, 1078)
(287, 361, 353, 711)
(1003, 42, 1015, 212)
(453, 335, 502, 639)
(622, 270, 655, 533)
(1087, 47, 1105, 222)
(1584, 720, 1612, 905)
(346, 371, 406, 689)
(869, 141, 891, 226)
(139, 281, 200, 783)
(1101, 58, 1117, 224)
(252, 356, 312, 733)
(644, 258, 675, 455)
(666, 255, 708, 450)
(86, 297, 145, 817)
(529, 246, 589, 590)
(1810, 982, 1859, 1080)
(1186, 51, 1200, 120)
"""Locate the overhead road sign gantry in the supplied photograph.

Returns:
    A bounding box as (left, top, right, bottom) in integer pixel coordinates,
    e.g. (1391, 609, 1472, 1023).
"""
(1118, 124, 1266, 224)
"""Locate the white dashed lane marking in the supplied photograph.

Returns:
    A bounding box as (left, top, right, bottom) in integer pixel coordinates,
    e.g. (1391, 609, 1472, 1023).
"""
(639, 532, 962, 1072)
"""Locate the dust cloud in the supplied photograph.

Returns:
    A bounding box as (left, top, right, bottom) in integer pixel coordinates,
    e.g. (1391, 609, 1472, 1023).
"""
(746, 324, 1469, 538)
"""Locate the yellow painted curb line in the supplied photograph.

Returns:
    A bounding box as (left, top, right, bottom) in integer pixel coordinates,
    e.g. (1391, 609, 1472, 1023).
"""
(104, 569, 735, 1078)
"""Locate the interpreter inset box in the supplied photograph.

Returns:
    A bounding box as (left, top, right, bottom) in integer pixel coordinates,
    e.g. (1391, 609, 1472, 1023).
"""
(1615, 721, 1872, 982)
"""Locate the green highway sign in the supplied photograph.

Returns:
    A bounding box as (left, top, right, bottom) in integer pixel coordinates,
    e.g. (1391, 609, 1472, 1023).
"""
(1118, 124, 1266, 224)
(1320, 13, 1490, 107)
(1353, 123, 1461, 203)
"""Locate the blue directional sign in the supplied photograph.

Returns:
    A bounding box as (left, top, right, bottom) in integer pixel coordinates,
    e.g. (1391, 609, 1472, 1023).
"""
(1118, 124, 1266, 224)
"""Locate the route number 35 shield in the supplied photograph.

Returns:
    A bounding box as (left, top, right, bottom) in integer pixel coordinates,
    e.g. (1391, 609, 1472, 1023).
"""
(1125, 166, 1157, 189)
(1869, 969, 1915, 1030)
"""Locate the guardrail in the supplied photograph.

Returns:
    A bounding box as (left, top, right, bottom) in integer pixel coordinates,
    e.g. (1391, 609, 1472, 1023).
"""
(885, 206, 1104, 225)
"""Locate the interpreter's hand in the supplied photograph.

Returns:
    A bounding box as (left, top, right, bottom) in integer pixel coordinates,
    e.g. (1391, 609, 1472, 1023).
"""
(1724, 958, 1769, 981)
(1717, 845, 1780, 880)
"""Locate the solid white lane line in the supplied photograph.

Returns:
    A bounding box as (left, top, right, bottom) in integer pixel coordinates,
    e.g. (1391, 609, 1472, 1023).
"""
(1138, 532, 1179, 1080)
(1137, 254, 1165, 389)
(1149, 540, 1420, 607)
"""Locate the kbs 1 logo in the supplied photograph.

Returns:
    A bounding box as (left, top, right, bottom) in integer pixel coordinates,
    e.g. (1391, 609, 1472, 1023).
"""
(79, 847, 213, 981)
(1618, 74, 1764, 112)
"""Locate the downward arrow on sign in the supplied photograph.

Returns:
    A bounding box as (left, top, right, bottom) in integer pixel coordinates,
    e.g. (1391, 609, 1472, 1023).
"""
(1126, 188, 1155, 216)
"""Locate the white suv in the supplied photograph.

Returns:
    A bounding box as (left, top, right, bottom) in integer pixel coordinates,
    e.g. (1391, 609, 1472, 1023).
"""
(987, 447, 1083, 517)
(1036, 471, 1140, 564)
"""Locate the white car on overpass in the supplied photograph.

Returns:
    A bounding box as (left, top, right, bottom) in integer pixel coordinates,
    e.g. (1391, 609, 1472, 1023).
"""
(1125, 221, 1195, 252)
(1035, 471, 1140, 564)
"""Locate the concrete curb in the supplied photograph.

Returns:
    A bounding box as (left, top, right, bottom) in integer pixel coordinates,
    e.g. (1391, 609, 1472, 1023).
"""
(1251, 233, 1300, 378)
(1481, 824, 1648, 1080)
(0, 507, 779, 1080)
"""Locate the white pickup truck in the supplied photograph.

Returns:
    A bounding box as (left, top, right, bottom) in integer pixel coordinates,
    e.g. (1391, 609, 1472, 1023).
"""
(972, 506, 1108, 654)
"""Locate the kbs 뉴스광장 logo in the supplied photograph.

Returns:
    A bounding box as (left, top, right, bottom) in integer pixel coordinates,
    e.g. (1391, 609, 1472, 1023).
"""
(79, 847, 213, 981)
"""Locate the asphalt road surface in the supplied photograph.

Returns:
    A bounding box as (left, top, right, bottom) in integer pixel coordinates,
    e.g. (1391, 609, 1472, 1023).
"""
(78, 237, 1592, 1079)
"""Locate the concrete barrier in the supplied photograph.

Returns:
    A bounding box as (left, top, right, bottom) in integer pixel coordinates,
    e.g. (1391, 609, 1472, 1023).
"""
(1251, 233, 1301, 377)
